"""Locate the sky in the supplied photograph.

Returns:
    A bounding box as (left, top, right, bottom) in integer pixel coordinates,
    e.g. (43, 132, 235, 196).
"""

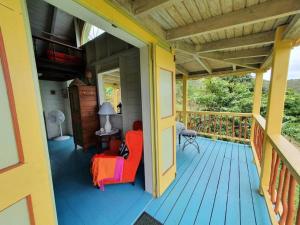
(263, 46, 300, 80)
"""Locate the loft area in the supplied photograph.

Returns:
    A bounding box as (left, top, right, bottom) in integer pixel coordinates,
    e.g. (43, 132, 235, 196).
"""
(27, 0, 106, 81)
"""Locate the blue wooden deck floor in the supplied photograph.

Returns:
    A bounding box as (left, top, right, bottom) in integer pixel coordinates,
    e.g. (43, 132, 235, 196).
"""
(48, 137, 271, 225)
(48, 138, 152, 225)
(145, 137, 271, 225)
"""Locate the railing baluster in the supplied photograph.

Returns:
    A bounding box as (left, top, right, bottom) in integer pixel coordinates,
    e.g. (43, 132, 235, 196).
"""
(226, 116, 229, 138)
(213, 115, 217, 135)
(286, 176, 297, 225)
(239, 116, 242, 139)
(202, 114, 206, 133)
(269, 150, 276, 192)
(208, 115, 211, 134)
(296, 193, 300, 225)
(244, 118, 247, 140)
(275, 164, 286, 213)
(279, 170, 291, 225)
(198, 114, 202, 133)
(219, 115, 222, 136)
(232, 116, 235, 138)
(270, 153, 280, 203)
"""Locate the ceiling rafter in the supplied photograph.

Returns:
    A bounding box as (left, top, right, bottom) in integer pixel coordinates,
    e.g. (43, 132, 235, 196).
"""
(167, 0, 300, 41)
(225, 57, 266, 65)
(133, 0, 180, 16)
(188, 69, 256, 80)
(198, 47, 271, 60)
(176, 64, 189, 75)
(173, 41, 264, 69)
(196, 31, 275, 53)
(174, 42, 212, 74)
(283, 14, 300, 41)
(193, 55, 212, 74)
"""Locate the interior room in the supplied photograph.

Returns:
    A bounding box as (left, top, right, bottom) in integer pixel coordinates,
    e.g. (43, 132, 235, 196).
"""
(25, 0, 152, 224)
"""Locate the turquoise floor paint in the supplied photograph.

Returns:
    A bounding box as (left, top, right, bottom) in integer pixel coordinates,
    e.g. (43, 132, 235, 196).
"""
(48, 138, 152, 225)
(48, 137, 271, 225)
(145, 137, 272, 225)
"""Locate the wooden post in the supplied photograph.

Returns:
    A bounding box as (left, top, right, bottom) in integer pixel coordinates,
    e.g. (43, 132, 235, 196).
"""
(182, 74, 188, 127)
(250, 71, 264, 143)
(259, 26, 293, 194)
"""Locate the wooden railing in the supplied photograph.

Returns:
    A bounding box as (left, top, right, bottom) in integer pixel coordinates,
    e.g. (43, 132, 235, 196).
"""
(176, 111, 252, 142)
(252, 114, 266, 165)
(251, 115, 300, 225)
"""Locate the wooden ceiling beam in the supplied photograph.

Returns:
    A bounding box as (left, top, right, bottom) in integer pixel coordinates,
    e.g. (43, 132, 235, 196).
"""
(133, 0, 179, 16)
(173, 42, 212, 74)
(174, 42, 262, 69)
(228, 57, 266, 65)
(193, 55, 212, 74)
(260, 50, 273, 70)
(176, 64, 189, 75)
(167, 0, 300, 41)
(196, 31, 275, 53)
(188, 68, 256, 80)
(199, 47, 271, 60)
(283, 14, 300, 41)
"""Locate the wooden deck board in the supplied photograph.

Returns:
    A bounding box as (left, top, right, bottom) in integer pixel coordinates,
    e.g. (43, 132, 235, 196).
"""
(178, 141, 222, 224)
(146, 139, 209, 216)
(145, 137, 271, 225)
(225, 143, 241, 225)
(238, 144, 257, 225)
(164, 139, 215, 225)
(209, 143, 233, 225)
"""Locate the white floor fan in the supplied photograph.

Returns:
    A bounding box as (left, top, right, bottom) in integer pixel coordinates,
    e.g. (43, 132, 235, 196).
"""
(48, 110, 70, 141)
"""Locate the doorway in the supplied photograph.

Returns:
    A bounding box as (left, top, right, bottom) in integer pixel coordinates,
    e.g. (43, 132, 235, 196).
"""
(24, 0, 154, 224)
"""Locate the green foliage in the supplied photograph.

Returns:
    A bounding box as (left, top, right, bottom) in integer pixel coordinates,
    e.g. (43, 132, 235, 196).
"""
(176, 75, 300, 143)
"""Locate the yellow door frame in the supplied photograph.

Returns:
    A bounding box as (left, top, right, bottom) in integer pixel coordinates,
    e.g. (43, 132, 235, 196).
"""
(0, 0, 175, 223)
(0, 1, 57, 224)
(44, 0, 173, 197)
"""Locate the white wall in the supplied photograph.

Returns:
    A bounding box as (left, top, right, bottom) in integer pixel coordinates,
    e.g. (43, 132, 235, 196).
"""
(39, 80, 72, 139)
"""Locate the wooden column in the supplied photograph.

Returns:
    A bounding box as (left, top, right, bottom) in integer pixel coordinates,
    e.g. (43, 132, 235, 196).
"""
(182, 74, 188, 127)
(250, 71, 264, 143)
(259, 26, 293, 194)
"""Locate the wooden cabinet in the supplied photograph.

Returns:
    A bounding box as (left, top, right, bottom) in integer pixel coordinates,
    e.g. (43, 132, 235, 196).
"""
(69, 84, 99, 151)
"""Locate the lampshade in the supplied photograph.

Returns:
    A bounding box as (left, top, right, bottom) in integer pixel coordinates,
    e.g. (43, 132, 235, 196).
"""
(98, 102, 116, 115)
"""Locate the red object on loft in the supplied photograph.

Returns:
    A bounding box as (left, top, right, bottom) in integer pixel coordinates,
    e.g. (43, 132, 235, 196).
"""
(47, 49, 81, 64)
(91, 130, 143, 187)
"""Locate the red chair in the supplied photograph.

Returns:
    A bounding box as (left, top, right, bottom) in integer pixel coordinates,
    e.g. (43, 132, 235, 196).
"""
(91, 130, 143, 186)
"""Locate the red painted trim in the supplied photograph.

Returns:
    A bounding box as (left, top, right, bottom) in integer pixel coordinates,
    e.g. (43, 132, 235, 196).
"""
(0, 28, 24, 173)
(26, 196, 36, 225)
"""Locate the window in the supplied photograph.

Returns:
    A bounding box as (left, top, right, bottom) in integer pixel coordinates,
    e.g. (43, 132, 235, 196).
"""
(81, 23, 105, 45)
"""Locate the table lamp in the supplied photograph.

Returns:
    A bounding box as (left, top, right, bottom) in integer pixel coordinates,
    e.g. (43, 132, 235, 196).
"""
(98, 102, 116, 133)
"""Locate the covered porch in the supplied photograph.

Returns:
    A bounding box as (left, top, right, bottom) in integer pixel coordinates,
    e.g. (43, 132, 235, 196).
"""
(146, 137, 271, 225)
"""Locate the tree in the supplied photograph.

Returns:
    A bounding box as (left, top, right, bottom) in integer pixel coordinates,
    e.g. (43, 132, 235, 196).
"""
(176, 75, 300, 143)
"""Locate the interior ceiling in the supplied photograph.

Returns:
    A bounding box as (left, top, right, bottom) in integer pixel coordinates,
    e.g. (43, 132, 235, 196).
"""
(26, 0, 85, 81)
(102, 71, 121, 85)
(26, 0, 77, 47)
(113, 0, 300, 77)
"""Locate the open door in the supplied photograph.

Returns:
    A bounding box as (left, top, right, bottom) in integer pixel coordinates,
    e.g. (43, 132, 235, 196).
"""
(0, 1, 56, 224)
(153, 45, 176, 196)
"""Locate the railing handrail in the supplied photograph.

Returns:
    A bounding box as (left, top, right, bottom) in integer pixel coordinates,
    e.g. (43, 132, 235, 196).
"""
(252, 115, 300, 184)
(269, 134, 300, 184)
(252, 113, 266, 129)
(177, 110, 252, 117)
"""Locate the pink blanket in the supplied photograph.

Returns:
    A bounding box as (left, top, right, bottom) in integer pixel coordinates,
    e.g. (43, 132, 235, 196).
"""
(92, 156, 124, 191)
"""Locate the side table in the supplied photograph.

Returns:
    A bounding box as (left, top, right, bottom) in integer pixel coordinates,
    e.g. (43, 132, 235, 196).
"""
(95, 129, 122, 152)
